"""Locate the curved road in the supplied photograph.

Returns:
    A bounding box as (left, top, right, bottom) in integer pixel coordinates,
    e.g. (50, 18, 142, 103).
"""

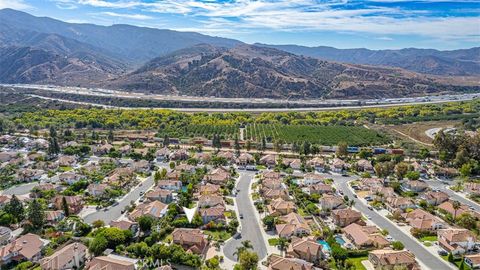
(84, 176, 155, 224)
(330, 174, 454, 270)
(223, 171, 268, 261)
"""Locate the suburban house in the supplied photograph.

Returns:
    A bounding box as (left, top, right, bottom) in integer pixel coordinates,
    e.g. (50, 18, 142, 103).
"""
(129, 200, 168, 220)
(308, 157, 326, 172)
(420, 191, 449, 206)
(172, 228, 209, 255)
(301, 173, 325, 186)
(58, 155, 76, 167)
(87, 183, 109, 197)
(194, 152, 211, 164)
(358, 178, 384, 190)
(155, 147, 171, 161)
(204, 167, 231, 185)
(356, 159, 374, 172)
(319, 194, 345, 211)
(145, 188, 173, 203)
(157, 180, 182, 191)
(263, 188, 290, 201)
(465, 254, 480, 269)
(438, 228, 479, 255)
(45, 210, 65, 225)
(276, 213, 311, 238)
(268, 254, 316, 270)
(59, 172, 85, 185)
(110, 220, 138, 235)
(169, 149, 189, 160)
(286, 237, 324, 264)
(0, 233, 48, 265)
(305, 183, 333, 195)
(343, 223, 389, 248)
(261, 178, 283, 190)
(198, 195, 224, 208)
(40, 242, 88, 270)
(368, 249, 419, 270)
(85, 255, 135, 270)
(53, 195, 84, 214)
(94, 143, 113, 155)
(175, 164, 196, 173)
(198, 205, 226, 224)
(401, 180, 429, 192)
(332, 208, 363, 227)
(402, 208, 448, 232)
(330, 158, 346, 173)
(267, 198, 297, 216)
(18, 169, 44, 182)
(216, 151, 236, 163)
(237, 153, 254, 166)
(198, 184, 221, 195)
(132, 160, 150, 173)
(107, 167, 135, 187)
(465, 182, 480, 196)
(385, 196, 416, 213)
(260, 154, 277, 168)
(438, 201, 479, 219)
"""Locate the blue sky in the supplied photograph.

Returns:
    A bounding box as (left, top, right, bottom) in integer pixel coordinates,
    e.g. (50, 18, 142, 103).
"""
(2, 0, 479, 50)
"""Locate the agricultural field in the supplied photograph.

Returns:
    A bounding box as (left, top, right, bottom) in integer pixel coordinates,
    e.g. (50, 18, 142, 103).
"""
(385, 120, 461, 146)
(244, 124, 390, 146)
(156, 124, 239, 140)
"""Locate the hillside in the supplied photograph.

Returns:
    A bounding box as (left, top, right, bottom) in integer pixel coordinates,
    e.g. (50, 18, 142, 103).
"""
(0, 8, 242, 64)
(257, 44, 480, 76)
(105, 44, 477, 99)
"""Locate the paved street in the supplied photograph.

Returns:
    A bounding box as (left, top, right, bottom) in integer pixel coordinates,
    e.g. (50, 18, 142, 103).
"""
(84, 176, 155, 224)
(223, 171, 268, 261)
(1, 182, 39, 195)
(426, 180, 480, 212)
(328, 174, 455, 270)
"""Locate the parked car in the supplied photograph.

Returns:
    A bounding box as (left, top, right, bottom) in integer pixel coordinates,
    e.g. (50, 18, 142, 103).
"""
(437, 250, 448, 256)
(239, 214, 244, 219)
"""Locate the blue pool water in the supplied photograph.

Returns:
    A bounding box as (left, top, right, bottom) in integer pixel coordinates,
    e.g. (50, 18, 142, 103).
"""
(335, 235, 346, 245)
(317, 240, 331, 252)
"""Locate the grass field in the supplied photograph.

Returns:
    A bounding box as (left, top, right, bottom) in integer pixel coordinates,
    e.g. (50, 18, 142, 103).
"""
(245, 124, 390, 146)
(386, 120, 460, 145)
(345, 256, 368, 270)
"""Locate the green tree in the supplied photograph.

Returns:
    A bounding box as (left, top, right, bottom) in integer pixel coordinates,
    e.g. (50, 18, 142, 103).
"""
(395, 162, 409, 179)
(392, 241, 404, 250)
(456, 213, 476, 230)
(237, 250, 258, 270)
(336, 142, 348, 157)
(92, 220, 105, 228)
(262, 215, 276, 231)
(89, 236, 108, 256)
(405, 171, 420, 180)
(276, 237, 288, 256)
(452, 200, 461, 220)
(27, 199, 45, 229)
(5, 195, 24, 222)
(163, 134, 170, 147)
(108, 129, 114, 142)
(137, 215, 154, 233)
(62, 196, 70, 217)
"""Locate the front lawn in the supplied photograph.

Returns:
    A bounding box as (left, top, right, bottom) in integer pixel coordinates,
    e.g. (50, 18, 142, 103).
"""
(204, 230, 232, 242)
(268, 238, 279, 246)
(420, 236, 437, 242)
(441, 255, 472, 270)
(345, 256, 368, 270)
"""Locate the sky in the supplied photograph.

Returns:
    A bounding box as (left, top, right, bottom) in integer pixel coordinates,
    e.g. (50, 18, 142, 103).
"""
(1, 0, 479, 50)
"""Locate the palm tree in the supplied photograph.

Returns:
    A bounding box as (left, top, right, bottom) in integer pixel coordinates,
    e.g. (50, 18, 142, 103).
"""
(276, 237, 289, 256)
(234, 240, 253, 260)
(452, 200, 461, 220)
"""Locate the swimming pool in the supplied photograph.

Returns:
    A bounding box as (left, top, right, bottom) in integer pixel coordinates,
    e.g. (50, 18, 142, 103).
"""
(317, 240, 331, 252)
(335, 235, 346, 245)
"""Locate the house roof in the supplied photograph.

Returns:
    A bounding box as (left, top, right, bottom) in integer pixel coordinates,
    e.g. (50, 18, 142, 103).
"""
(0, 233, 45, 260)
(269, 254, 314, 270)
(438, 228, 476, 243)
(129, 200, 167, 220)
(86, 256, 135, 270)
(288, 237, 322, 258)
(40, 242, 87, 270)
(369, 249, 417, 266)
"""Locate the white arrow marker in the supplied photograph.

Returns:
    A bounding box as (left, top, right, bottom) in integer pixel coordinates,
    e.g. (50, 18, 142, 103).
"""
(183, 204, 198, 223)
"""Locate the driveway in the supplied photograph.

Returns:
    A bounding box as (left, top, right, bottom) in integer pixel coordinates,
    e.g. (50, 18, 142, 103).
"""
(328, 174, 455, 270)
(223, 171, 268, 261)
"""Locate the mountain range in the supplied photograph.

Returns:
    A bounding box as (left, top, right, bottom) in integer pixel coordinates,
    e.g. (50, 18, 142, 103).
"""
(0, 8, 478, 99)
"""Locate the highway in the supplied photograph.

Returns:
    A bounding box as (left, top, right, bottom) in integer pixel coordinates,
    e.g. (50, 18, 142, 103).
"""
(223, 171, 268, 261)
(329, 174, 455, 270)
(3, 83, 479, 112)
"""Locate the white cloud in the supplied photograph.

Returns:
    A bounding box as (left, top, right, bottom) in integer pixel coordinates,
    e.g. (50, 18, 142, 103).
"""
(100, 11, 153, 20)
(0, 0, 30, 10)
(50, 0, 480, 42)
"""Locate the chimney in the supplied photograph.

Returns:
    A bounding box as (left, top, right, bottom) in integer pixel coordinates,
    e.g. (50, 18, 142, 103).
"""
(73, 243, 80, 267)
